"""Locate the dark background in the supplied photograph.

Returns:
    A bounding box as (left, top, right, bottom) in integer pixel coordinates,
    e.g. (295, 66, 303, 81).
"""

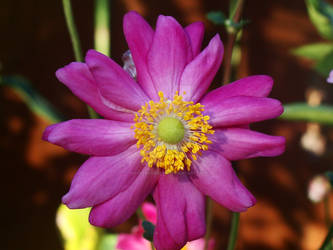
(1, 0, 333, 249)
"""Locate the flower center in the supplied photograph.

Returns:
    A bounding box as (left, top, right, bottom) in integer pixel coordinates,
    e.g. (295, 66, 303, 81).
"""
(157, 117, 185, 144)
(133, 91, 214, 174)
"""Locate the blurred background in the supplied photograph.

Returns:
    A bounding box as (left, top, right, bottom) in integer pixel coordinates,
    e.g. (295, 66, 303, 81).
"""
(1, 0, 333, 249)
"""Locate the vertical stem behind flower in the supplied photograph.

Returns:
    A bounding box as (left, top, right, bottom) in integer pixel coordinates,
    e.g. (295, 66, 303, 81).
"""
(222, 0, 245, 85)
(94, 0, 111, 56)
(62, 0, 99, 118)
(227, 212, 240, 250)
(205, 0, 245, 247)
(136, 207, 145, 221)
(223, 1, 244, 249)
(62, 0, 83, 62)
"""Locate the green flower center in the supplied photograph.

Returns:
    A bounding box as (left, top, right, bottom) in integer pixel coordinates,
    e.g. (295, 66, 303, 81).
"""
(157, 117, 185, 144)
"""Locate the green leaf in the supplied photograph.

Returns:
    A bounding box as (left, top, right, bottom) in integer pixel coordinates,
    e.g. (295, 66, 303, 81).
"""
(142, 220, 155, 242)
(206, 11, 226, 25)
(291, 43, 333, 61)
(306, 0, 333, 40)
(98, 234, 118, 250)
(56, 204, 103, 250)
(315, 51, 333, 76)
(280, 103, 333, 125)
(0, 75, 64, 123)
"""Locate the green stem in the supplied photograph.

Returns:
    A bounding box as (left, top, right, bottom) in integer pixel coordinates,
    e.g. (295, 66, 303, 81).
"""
(204, 198, 213, 250)
(280, 103, 333, 125)
(227, 212, 240, 250)
(223, 0, 244, 247)
(62, 0, 99, 118)
(222, 0, 245, 85)
(87, 107, 100, 119)
(94, 0, 110, 56)
(136, 207, 145, 221)
(62, 0, 83, 62)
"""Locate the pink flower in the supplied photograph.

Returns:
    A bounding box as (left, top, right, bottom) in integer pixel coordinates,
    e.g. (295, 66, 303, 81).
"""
(116, 203, 214, 250)
(43, 11, 285, 250)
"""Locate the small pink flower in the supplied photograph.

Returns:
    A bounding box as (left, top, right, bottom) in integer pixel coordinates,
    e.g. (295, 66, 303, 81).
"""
(43, 11, 285, 250)
(116, 203, 214, 250)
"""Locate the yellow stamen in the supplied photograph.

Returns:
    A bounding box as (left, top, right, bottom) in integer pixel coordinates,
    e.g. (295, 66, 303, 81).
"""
(133, 91, 214, 174)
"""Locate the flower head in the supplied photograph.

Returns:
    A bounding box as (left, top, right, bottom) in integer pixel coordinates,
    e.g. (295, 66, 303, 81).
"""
(43, 11, 285, 250)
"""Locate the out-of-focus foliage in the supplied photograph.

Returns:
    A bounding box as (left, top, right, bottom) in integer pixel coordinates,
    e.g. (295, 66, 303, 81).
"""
(315, 51, 333, 76)
(206, 11, 226, 25)
(98, 235, 118, 250)
(306, 0, 333, 40)
(206, 11, 249, 33)
(283, 0, 333, 124)
(229, 0, 240, 19)
(142, 220, 155, 242)
(292, 0, 333, 77)
(292, 43, 333, 61)
(94, 0, 110, 56)
(56, 205, 100, 250)
(0, 76, 64, 123)
(56, 204, 117, 250)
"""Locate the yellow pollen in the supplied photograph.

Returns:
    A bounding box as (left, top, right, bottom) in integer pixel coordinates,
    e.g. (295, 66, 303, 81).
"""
(133, 91, 214, 174)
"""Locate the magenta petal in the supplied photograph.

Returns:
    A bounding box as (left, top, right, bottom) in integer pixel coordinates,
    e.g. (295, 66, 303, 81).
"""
(180, 34, 223, 102)
(123, 11, 159, 101)
(200, 75, 274, 103)
(185, 21, 205, 56)
(85, 50, 149, 111)
(153, 210, 179, 250)
(42, 119, 135, 156)
(55, 62, 133, 121)
(210, 128, 286, 161)
(203, 96, 283, 127)
(89, 167, 159, 227)
(153, 207, 179, 250)
(190, 151, 256, 212)
(147, 15, 193, 98)
(153, 174, 205, 249)
(62, 145, 143, 208)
